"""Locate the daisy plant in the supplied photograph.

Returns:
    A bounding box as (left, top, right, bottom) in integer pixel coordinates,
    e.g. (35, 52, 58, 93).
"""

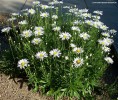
(0, 0, 116, 99)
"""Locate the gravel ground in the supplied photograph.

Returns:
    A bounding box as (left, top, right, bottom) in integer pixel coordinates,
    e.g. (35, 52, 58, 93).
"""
(0, 74, 48, 100)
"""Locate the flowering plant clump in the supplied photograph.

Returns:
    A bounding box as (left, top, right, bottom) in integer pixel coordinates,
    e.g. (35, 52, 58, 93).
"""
(1, 0, 116, 99)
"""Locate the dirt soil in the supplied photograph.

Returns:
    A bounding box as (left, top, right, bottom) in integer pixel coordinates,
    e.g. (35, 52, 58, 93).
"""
(0, 74, 49, 100)
(0, 13, 10, 26)
(0, 74, 48, 100)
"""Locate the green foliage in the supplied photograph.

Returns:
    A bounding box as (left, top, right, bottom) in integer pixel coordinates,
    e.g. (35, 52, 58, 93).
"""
(0, 1, 115, 99)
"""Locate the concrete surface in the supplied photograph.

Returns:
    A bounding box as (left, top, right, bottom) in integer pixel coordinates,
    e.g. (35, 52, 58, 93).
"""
(0, 0, 50, 13)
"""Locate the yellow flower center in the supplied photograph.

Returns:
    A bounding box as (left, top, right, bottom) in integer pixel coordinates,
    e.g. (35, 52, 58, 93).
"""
(53, 52, 57, 55)
(39, 54, 43, 57)
(44, 14, 47, 17)
(76, 49, 81, 53)
(25, 32, 29, 37)
(38, 31, 41, 35)
(21, 62, 25, 67)
(101, 41, 105, 45)
(35, 40, 39, 44)
(83, 34, 87, 38)
(76, 59, 81, 64)
(64, 35, 67, 39)
(37, 28, 41, 31)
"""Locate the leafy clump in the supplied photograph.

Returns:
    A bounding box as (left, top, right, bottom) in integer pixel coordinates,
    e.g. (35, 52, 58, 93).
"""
(0, 0, 116, 99)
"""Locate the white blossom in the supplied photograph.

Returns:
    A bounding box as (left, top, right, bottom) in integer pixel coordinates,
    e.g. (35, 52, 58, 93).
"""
(28, 8, 35, 14)
(35, 51, 48, 60)
(98, 38, 114, 46)
(59, 32, 71, 40)
(79, 32, 90, 40)
(17, 59, 29, 69)
(104, 57, 114, 64)
(52, 15, 58, 20)
(53, 26, 61, 32)
(49, 49, 61, 58)
(73, 47, 84, 54)
(73, 57, 84, 67)
(40, 12, 49, 18)
(21, 30, 32, 38)
(40, 4, 49, 9)
(31, 38, 42, 45)
(93, 10, 103, 15)
(19, 20, 27, 25)
(1, 27, 11, 33)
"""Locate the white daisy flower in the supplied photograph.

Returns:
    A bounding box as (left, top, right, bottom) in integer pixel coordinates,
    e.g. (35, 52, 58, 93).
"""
(34, 26, 44, 31)
(73, 20, 79, 25)
(98, 39, 105, 45)
(79, 32, 90, 40)
(7, 17, 16, 21)
(52, 15, 58, 20)
(35, 51, 48, 60)
(98, 38, 114, 46)
(11, 13, 19, 16)
(33, 1, 40, 5)
(109, 29, 117, 34)
(92, 15, 100, 20)
(104, 57, 114, 64)
(34, 26, 44, 36)
(49, 49, 61, 58)
(31, 38, 42, 45)
(82, 13, 91, 18)
(28, 8, 35, 14)
(17, 59, 29, 69)
(104, 37, 114, 45)
(70, 43, 76, 48)
(65, 56, 69, 60)
(18, 20, 27, 25)
(100, 25, 108, 31)
(101, 32, 110, 37)
(73, 47, 84, 54)
(85, 20, 94, 26)
(1, 27, 11, 33)
(53, 26, 61, 32)
(58, 1, 63, 4)
(59, 32, 71, 40)
(34, 30, 44, 36)
(51, 21, 57, 27)
(102, 46, 111, 52)
(73, 57, 84, 67)
(71, 26, 80, 32)
(40, 12, 49, 18)
(21, 30, 32, 38)
(93, 10, 103, 15)
(49, 0, 63, 5)
(40, 4, 49, 9)
(79, 9, 88, 13)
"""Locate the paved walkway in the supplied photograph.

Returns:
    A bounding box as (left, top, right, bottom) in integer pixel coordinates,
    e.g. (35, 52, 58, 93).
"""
(0, 0, 50, 13)
(0, 0, 118, 52)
